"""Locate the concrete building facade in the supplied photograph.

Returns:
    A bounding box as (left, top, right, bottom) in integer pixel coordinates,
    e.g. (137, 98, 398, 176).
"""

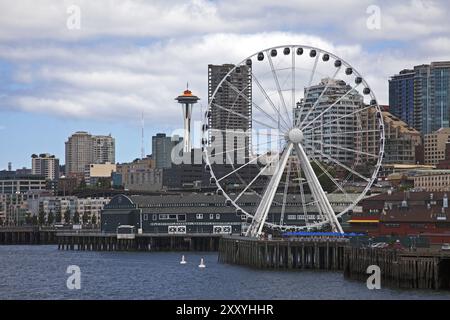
(295, 78, 363, 164)
(65, 132, 115, 175)
(208, 64, 252, 162)
(31, 153, 60, 180)
(424, 128, 450, 165)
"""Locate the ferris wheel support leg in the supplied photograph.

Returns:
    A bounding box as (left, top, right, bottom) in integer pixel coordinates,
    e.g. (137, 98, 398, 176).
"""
(246, 143, 294, 238)
(294, 143, 343, 234)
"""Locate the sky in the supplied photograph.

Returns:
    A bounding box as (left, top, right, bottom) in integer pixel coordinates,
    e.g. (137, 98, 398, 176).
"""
(1, 0, 450, 169)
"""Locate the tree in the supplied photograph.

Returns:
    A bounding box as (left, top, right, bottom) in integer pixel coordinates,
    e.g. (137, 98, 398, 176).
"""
(303, 161, 336, 193)
(82, 212, 90, 225)
(55, 211, 62, 224)
(47, 211, 55, 225)
(91, 214, 97, 226)
(64, 209, 71, 224)
(73, 211, 80, 224)
(31, 216, 38, 226)
(38, 210, 46, 226)
(25, 213, 32, 225)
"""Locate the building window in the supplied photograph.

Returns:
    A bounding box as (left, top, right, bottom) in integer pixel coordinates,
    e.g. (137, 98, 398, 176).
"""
(143, 214, 148, 221)
(209, 214, 214, 220)
(159, 214, 168, 220)
(216, 214, 220, 220)
(196, 214, 203, 219)
(152, 214, 157, 221)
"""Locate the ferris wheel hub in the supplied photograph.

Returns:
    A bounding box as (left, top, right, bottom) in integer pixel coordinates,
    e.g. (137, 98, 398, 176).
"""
(287, 127, 304, 143)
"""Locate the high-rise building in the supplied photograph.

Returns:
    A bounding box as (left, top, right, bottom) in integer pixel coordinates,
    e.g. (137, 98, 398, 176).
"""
(358, 107, 421, 164)
(92, 135, 115, 165)
(65, 132, 93, 175)
(294, 78, 362, 164)
(390, 62, 450, 134)
(208, 64, 252, 162)
(424, 127, 450, 165)
(65, 132, 115, 175)
(389, 69, 414, 129)
(152, 133, 182, 169)
(31, 153, 60, 180)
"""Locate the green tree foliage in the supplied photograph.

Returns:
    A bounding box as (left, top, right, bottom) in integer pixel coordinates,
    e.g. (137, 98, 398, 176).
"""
(312, 161, 336, 193)
(82, 212, 90, 225)
(64, 209, 71, 224)
(47, 211, 55, 225)
(25, 213, 32, 225)
(91, 214, 97, 226)
(38, 210, 46, 226)
(73, 211, 80, 224)
(55, 211, 62, 223)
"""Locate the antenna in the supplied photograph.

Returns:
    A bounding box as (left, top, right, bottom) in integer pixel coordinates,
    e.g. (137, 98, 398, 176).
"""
(141, 111, 145, 159)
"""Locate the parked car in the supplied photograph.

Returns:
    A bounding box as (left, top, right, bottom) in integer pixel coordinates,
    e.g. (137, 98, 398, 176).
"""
(441, 243, 450, 251)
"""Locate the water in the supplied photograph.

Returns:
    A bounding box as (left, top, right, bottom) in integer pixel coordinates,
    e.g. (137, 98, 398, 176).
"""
(1, 245, 450, 300)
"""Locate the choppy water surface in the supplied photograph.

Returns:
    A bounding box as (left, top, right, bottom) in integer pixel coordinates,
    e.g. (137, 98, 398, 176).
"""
(1, 245, 449, 300)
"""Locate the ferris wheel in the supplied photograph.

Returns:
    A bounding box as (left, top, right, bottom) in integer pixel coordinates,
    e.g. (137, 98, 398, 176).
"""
(202, 45, 385, 237)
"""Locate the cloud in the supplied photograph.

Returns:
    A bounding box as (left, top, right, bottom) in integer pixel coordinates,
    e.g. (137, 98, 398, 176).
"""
(0, 0, 449, 130)
(0, 0, 448, 42)
(0, 32, 365, 125)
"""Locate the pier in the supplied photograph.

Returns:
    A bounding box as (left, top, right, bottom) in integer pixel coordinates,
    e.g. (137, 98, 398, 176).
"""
(218, 236, 347, 270)
(56, 232, 221, 252)
(218, 237, 450, 290)
(344, 247, 450, 290)
(0, 227, 57, 245)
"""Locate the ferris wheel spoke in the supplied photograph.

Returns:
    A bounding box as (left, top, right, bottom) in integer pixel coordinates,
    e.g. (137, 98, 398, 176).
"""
(252, 72, 291, 130)
(307, 128, 381, 137)
(222, 79, 289, 131)
(291, 46, 296, 112)
(300, 83, 361, 131)
(246, 142, 293, 237)
(211, 102, 279, 130)
(308, 147, 371, 183)
(303, 105, 373, 135)
(294, 142, 343, 233)
(234, 162, 272, 202)
(293, 54, 320, 126)
(267, 52, 293, 127)
(217, 152, 270, 182)
(297, 66, 342, 128)
(308, 155, 352, 203)
(292, 159, 309, 225)
(308, 54, 319, 87)
(305, 139, 379, 158)
(279, 158, 292, 226)
(210, 136, 283, 157)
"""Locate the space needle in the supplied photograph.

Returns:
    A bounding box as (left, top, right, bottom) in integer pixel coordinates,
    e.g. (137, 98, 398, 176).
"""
(175, 84, 200, 153)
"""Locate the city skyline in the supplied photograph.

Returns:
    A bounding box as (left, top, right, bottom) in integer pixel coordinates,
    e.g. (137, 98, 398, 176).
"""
(1, 1, 450, 168)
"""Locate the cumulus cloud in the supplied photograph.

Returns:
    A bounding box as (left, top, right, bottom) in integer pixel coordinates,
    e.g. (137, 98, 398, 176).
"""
(0, 0, 449, 129)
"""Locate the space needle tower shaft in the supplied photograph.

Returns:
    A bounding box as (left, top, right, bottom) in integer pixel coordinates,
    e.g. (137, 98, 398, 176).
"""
(175, 84, 200, 153)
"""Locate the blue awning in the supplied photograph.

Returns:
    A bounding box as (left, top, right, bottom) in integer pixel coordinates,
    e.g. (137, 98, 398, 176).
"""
(281, 231, 365, 237)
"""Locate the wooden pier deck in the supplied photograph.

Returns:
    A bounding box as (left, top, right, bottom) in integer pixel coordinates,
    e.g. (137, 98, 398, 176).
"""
(343, 247, 450, 290)
(218, 236, 348, 270)
(56, 232, 221, 252)
(218, 237, 450, 290)
(0, 227, 57, 245)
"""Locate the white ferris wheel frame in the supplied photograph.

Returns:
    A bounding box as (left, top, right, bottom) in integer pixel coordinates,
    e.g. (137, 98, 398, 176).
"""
(202, 44, 385, 237)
